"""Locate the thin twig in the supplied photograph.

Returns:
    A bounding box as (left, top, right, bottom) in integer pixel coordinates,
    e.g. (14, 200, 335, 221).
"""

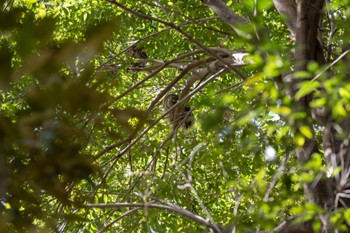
(97, 207, 142, 233)
(312, 49, 350, 81)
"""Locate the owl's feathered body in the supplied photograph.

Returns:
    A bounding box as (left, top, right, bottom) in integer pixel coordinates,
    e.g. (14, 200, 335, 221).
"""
(163, 94, 194, 129)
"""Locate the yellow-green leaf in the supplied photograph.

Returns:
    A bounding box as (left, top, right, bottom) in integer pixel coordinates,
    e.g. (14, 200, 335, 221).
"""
(307, 61, 319, 72)
(269, 106, 292, 115)
(245, 73, 264, 86)
(299, 126, 313, 139)
(303, 154, 323, 170)
(295, 81, 320, 101)
(299, 171, 315, 183)
(312, 219, 321, 232)
(25, 0, 38, 4)
(339, 87, 350, 99)
(223, 94, 235, 104)
(37, 4, 46, 18)
(333, 101, 347, 118)
(294, 134, 305, 146)
(294, 71, 312, 79)
(344, 209, 350, 222)
(310, 98, 326, 108)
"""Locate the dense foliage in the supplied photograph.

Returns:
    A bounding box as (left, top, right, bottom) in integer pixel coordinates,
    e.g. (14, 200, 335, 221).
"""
(1, 0, 350, 232)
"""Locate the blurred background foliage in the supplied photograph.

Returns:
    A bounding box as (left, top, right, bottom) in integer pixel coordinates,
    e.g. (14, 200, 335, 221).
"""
(0, 0, 119, 230)
(0, 0, 350, 232)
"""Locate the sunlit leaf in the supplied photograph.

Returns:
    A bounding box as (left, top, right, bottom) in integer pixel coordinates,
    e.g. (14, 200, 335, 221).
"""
(303, 154, 323, 170)
(333, 101, 347, 118)
(257, 0, 273, 11)
(307, 61, 319, 73)
(294, 134, 305, 146)
(269, 106, 292, 115)
(339, 87, 350, 99)
(294, 71, 312, 79)
(25, 0, 39, 4)
(312, 218, 322, 232)
(310, 98, 326, 108)
(299, 126, 313, 139)
(37, 3, 46, 18)
(344, 209, 350, 222)
(295, 81, 320, 100)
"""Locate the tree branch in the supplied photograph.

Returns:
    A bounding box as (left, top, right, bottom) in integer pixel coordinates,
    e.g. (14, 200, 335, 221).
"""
(106, 0, 247, 80)
(84, 202, 222, 233)
(201, 0, 249, 37)
(273, 216, 313, 233)
(97, 207, 142, 233)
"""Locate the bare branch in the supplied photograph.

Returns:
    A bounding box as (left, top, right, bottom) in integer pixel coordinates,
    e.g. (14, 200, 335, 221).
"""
(201, 0, 249, 37)
(140, 0, 232, 36)
(97, 60, 209, 188)
(84, 202, 222, 232)
(94, 138, 131, 160)
(97, 208, 142, 233)
(273, 216, 313, 233)
(106, 0, 247, 80)
(312, 49, 350, 81)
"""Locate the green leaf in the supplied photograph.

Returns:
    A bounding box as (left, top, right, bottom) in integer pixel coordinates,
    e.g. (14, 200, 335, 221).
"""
(303, 154, 323, 170)
(294, 71, 312, 79)
(269, 106, 292, 115)
(299, 126, 313, 139)
(295, 81, 320, 101)
(304, 203, 324, 213)
(299, 171, 315, 182)
(333, 101, 347, 118)
(312, 218, 322, 232)
(257, 0, 273, 11)
(294, 134, 305, 146)
(339, 87, 350, 99)
(37, 4, 46, 18)
(344, 209, 350, 222)
(310, 98, 326, 108)
(307, 61, 319, 73)
(25, 0, 39, 4)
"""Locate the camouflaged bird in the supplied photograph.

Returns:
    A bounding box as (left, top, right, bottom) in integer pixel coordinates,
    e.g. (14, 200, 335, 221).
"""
(163, 93, 194, 129)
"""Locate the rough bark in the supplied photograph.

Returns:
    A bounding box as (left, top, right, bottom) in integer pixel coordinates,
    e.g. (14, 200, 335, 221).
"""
(295, 0, 325, 70)
(292, 1, 341, 233)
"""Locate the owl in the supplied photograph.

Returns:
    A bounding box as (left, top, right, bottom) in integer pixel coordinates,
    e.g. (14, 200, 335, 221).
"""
(163, 93, 194, 129)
